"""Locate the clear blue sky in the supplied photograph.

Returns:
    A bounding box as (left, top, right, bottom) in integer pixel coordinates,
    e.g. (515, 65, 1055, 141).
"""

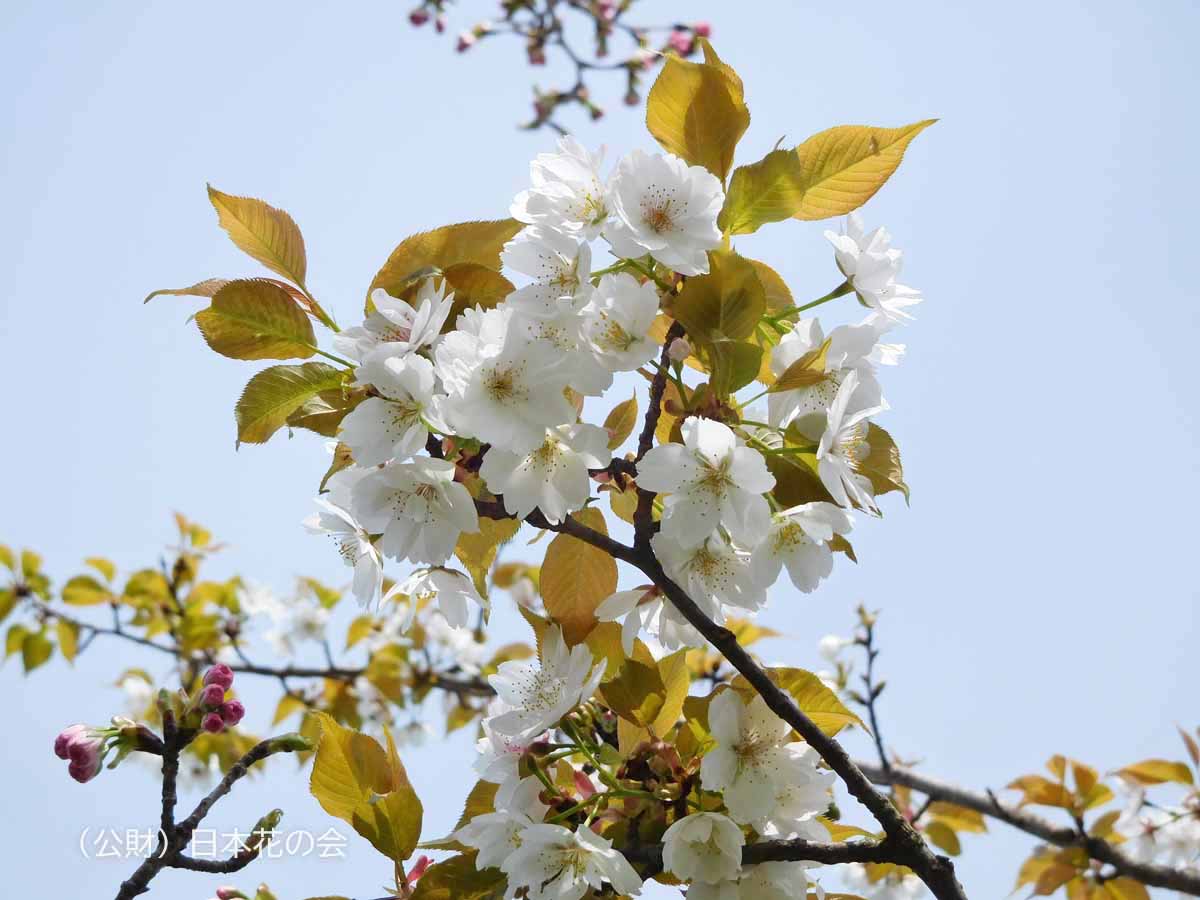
(2, 1, 1197, 897)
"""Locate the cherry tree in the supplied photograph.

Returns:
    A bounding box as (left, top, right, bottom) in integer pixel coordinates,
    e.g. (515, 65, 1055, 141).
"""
(5, 21, 1199, 900)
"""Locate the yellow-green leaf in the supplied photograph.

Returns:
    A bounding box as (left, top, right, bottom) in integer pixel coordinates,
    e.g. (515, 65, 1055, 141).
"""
(208, 185, 308, 287)
(860, 423, 909, 502)
(732, 667, 864, 736)
(273, 694, 307, 726)
(769, 338, 833, 392)
(789, 120, 936, 220)
(309, 713, 422, 863)
(924, 820, 961, 856)
(540, 508, 617, 644)
(708, 340, 763, 396)
(672, 250, 765, 343)
(0, 545, 13, 571)
(62, 575, 112, 606)
(1103, 878, 1151, 900)
(646, 51, 749, 181)
(56, 620, 79, 664)
(926, 802, 987, 834)
(440, 262, 515, 324)
(1116, 759, 1194, 786)
(84, 557, 116, 582)
(721, 148, 808, 235)
(235, 362, 346, 445)
(454, 517, 521, 596)
(144, 278, 230, 304)
(195, 279, 316, 361)
(22, 630, 53, 672)
(600, 658, 666, 727)
(368, 220, 522, 313)
(20, 550, 41, 578)
(603, 394, 639, 450)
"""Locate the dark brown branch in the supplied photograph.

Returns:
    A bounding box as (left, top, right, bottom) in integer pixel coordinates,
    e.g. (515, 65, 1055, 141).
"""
(633, 320, 684, 544)
(630, 836, 896, 868)
(859, 762, 1200, 896)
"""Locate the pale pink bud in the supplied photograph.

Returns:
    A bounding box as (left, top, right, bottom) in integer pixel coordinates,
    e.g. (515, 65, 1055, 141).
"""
(200, 684, 226, 707)
(202, 712, 225, 734)
(435, 13, 445, 33)
(408, 8, 429, 26)
(407, 855, 433, 887)
(667, 30, 694, 55)
(219, 700, 246, 727)
(573, 769, 597, 799)
(528, 45, 546, 65)
(624, 89, 640, 107)
(54, 724, 88, 760)
(203, 663, 234, 691)
(693, 21, 712, 38)
(456, 31, 476, 52)
(667, 337, 692, 362)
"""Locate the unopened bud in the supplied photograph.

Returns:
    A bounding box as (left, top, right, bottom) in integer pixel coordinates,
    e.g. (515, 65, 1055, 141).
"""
(434, 13, 445, 33)
(268, 733, 314, 754)
(624, 89, 640, 107)
(200, 684, 226, 707)
(693, 21, 712, 38)
(667, 29, 694, 56)
(202, 712, 225, 734)
(203, 664, 235, 691)
(408, 8, 429, 26)
(407, 855, 433, 887)
(244, 809, 284, 854)
(219, 700, 246, 726)
(215, 888, 246, 900)
(456, 31, 476, 52)
(667, 337, 691, 362)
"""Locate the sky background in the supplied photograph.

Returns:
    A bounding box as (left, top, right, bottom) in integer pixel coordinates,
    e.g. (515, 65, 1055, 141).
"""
(2, 0, 1198, 897)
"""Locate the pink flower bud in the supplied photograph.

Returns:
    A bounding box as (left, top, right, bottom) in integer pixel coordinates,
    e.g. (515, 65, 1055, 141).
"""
(408, 8, 429, 26)
(456, 31, 476, 52)
(407, 855, 433, 887)
(667, 30, 694, 56)
(55, 724, 88, 760)
(435, 13, 445, 33)
(200, 684, 226, 707)
(693, 21, 712, 38)
(202, 712, 226, 734)
(219, 700, 246, 727)
(203, 663, 234, 691)
(57, 725, 104, 783)
(667, 337, 692, 362)
(527, 45, 546, 66)
(624, 89, 640, 107)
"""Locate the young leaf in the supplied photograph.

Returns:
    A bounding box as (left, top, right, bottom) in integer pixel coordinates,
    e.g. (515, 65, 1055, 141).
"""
(56, 620, 79, 664)
(22, 630, 53, 673)
(368, 220, 522, 314)
(859, 423, 909, 501)
(602, 394, 639, 450)
(195, 280, 317, 361)
(707, 340, 763, 396)
(769, 338, 833, 392)
(208, 185, 308, 287)
(143, 278, 230, 304)
(62, 574, 112, 606)
(234, 362, 346, 445)
(672, 250, 765, 343)
(731, 667, 864, 735)
(789, 120, 936, 220)
(540, 508, 617, 645)
(646, 52, 750, 181)
(1115, 759, 1195, 786)
(308, 712, 422, 863)
(720, 148, 809, 235)
(454, 517, 521, 596)
(409, 852, 506, 900)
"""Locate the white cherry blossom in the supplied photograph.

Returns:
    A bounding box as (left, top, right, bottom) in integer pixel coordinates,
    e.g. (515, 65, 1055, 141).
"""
(767, 317, 888, 437)
(651, 531, 765, 625)
(502, 226, 593, 317)
(579, 272, 661, 373)
(480, 424, 611, 524)
(457, 775, 549, 871)
(661, 812, 745, 884)
(340, 354, 444, 466)
(605, 149, 724, 276)
(439, 334, 577, 454)
(487, 625, 605, 740)
(750, 502, 853, 593)
(700, 690, 820, 826)
(501, 823, 643, 900)
(825, 212, 922, 330)
(842, 863, 927, 900)
(302, 498, 383, 606)
(638, 418, 775, 548)
(474, 719, 539, 788)
(817, 370, 886, 514)
(390, 567, 485, 631)
(350, 458, 479, 565)
(512, 136, 611, 240)
(333, 278, 454, 362)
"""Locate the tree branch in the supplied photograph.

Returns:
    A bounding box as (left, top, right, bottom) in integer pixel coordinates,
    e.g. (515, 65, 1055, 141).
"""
(859, 762, 1200, 896)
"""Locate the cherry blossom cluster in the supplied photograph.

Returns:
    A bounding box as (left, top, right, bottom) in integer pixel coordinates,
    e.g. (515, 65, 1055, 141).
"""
(448, 624, 838, 899)
(305, 134, 921, 661)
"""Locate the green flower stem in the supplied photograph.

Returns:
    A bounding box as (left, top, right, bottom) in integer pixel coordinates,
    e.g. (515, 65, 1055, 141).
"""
(767, 280, 854, 323)
(624, 257, 674, 293)
(310, 347, 356, 369)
